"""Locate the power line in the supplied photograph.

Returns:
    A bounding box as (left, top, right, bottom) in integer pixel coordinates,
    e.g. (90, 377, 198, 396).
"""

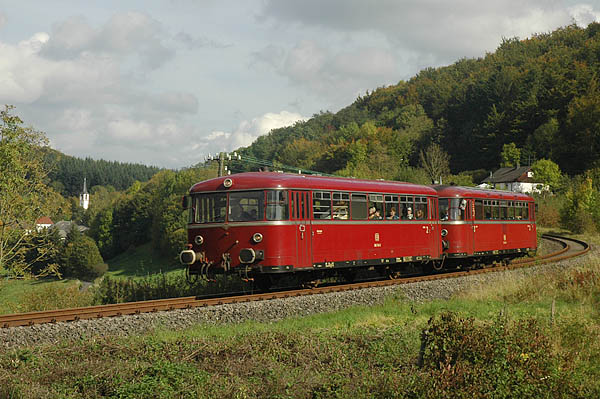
(204, 152, 335, 177)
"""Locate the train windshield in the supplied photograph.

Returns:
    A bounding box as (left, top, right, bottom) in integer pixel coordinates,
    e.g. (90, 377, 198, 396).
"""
(229, 191, 265, 222)
(193, 193, 227, 223)
(439, 198, 466, 220)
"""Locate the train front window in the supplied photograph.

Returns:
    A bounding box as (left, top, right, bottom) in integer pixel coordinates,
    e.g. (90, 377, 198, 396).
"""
(266, 190, 288, 220)
(229, 191, 264, 222)
(440, 198, 466, 220)
(193, 193, 227, 223)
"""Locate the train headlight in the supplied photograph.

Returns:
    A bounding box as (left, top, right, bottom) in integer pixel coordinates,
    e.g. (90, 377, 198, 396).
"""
(194, 235, 204, 245)
(180, 250, 196, 265)
(239, 248, 256, 263)
(223, 178, 233, 188)
(252, 232, 263, 243)
(441, 229, 448, 237)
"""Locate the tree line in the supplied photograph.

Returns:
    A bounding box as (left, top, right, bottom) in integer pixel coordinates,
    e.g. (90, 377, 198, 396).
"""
(240, 23, 600, 180)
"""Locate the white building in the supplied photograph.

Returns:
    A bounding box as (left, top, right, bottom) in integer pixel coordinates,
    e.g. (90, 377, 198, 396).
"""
(481, 166, 548, 193)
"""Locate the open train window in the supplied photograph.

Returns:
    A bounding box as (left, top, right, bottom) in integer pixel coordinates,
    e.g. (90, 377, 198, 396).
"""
(332, 192, 350, 220)
(368, 194, 384, 220)
(351, 193, 368, 220)
(385, 195, 399, 220)
(415, 197, 428, 220)
(399, 196, 414, 219)
(313, 191, 332, 219)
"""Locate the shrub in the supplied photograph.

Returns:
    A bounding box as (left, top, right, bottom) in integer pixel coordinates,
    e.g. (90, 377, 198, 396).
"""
(62, 228, 107, 281)
(11, 282, 94, 313)
(416, 312, 575, 398)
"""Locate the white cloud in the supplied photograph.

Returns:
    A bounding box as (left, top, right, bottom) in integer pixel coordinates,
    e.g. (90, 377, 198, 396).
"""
(253, 40, 399, 104)
(260, 1, 600, 65)
(199, 110, 308, 155)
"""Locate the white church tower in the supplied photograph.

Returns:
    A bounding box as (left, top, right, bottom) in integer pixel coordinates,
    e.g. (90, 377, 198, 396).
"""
(79, 178, 90, 210)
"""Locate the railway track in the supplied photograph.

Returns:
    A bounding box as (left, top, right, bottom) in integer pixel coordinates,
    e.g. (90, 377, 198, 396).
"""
(0, 234, 590, 329)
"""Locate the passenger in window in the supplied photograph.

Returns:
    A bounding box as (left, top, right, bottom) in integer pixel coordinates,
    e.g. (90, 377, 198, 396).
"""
(368, 206, 377, 219)
(406, 207, 413, 220)
(387, 207, 399, 220)
(333, 201, 348, 219)
(416, 208, 424, 220)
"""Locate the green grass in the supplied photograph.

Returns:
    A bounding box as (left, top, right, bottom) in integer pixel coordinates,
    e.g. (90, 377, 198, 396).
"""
(105, 243, 181, 279)
(0, 278, 84, 314)
(1, 247, 600, 398)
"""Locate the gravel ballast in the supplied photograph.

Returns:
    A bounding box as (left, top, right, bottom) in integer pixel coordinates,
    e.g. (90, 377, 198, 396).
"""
(0, 244, 593, 349)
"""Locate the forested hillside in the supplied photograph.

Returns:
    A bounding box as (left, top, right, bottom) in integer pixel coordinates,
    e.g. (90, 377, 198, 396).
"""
(241, 23, 600, 179)
(44, 149, 161, 196)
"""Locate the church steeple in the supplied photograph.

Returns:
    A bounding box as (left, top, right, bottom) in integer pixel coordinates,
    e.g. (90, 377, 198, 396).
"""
(79, 178, 90, 210)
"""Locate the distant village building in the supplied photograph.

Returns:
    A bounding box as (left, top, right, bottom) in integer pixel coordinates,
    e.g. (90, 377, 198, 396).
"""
(35, 216, 53, 232)
(480, 166, 547, 193)
(79, 178, 90, 210)
(51, 221, 89, 240)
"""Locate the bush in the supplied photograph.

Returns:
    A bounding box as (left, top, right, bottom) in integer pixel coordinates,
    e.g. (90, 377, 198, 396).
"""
(10, 282, 94, 313)
(62, 228, 108, 280)
(92, 273, 245, 304)
(416, 312, 576, 398)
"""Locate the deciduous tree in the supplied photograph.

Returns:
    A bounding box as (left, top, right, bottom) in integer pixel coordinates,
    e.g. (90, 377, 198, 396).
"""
(0, 106, 59, 277)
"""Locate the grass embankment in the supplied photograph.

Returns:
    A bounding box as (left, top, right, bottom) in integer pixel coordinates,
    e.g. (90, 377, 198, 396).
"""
(0, 244, 183, 314)
(1, 240, 599, 398)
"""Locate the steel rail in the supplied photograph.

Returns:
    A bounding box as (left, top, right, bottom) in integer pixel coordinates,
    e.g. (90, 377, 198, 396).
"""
(0, 234, 590, 328)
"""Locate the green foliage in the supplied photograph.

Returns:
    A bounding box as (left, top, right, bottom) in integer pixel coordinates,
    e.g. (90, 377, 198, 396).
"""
(239, 23, 600, 177)
(0, 105, 59, 277)
(500, 142, 521, 167)
(46, 150, 161, 197)
(62, 227, 107, 280)
(418, 312, 573, 398)
(561, 175, 600, 233)
(92, 273, 244, 304)
(531, 158, 562, 192)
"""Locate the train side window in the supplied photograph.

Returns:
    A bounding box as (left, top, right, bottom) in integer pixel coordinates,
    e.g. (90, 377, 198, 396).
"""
(439, 198, 449, 220)
(312, 191, 332, 219)
(475, 200, 484, 220)
(385, 195, 399, 220)
(351, 193, 368, 220)
(522, 202, 529, 220)
(400, 196, 414, 219)
(415, 197, 428, 220)
(499, 201, 508, 220)
(515, 202, 522, 219)
(332, 192, 350, 220)
(507, 201, 515, 219)
(266, 190, 289, 220)
(368, 194, 384, 220)
(484, 200, 492, 220)
(492, 200, 499, 219)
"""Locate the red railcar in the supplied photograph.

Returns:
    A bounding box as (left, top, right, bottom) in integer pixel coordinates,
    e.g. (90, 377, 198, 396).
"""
(433, 185, 537, 268)
(180, 172, 441, 286)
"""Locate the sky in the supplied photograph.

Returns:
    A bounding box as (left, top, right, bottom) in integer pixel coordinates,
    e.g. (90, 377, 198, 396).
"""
(0, 1, 599, 169)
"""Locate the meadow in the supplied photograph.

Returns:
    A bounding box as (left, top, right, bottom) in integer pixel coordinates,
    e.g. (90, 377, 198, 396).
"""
(0, 234, 598, 398)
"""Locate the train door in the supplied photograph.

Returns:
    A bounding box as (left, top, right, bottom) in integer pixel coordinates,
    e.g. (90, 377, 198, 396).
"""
(466, 199, 475, 254)
(428, 197, 441, 258)
(290, 191, 313, 268)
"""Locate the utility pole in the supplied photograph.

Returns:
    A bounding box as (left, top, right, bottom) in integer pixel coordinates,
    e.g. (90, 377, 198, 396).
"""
(218, 152, 225, 177)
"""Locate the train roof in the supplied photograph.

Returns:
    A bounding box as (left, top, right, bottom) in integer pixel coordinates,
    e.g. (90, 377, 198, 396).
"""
(432, 185, 534, 200)
(189, 172, 438, 196)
